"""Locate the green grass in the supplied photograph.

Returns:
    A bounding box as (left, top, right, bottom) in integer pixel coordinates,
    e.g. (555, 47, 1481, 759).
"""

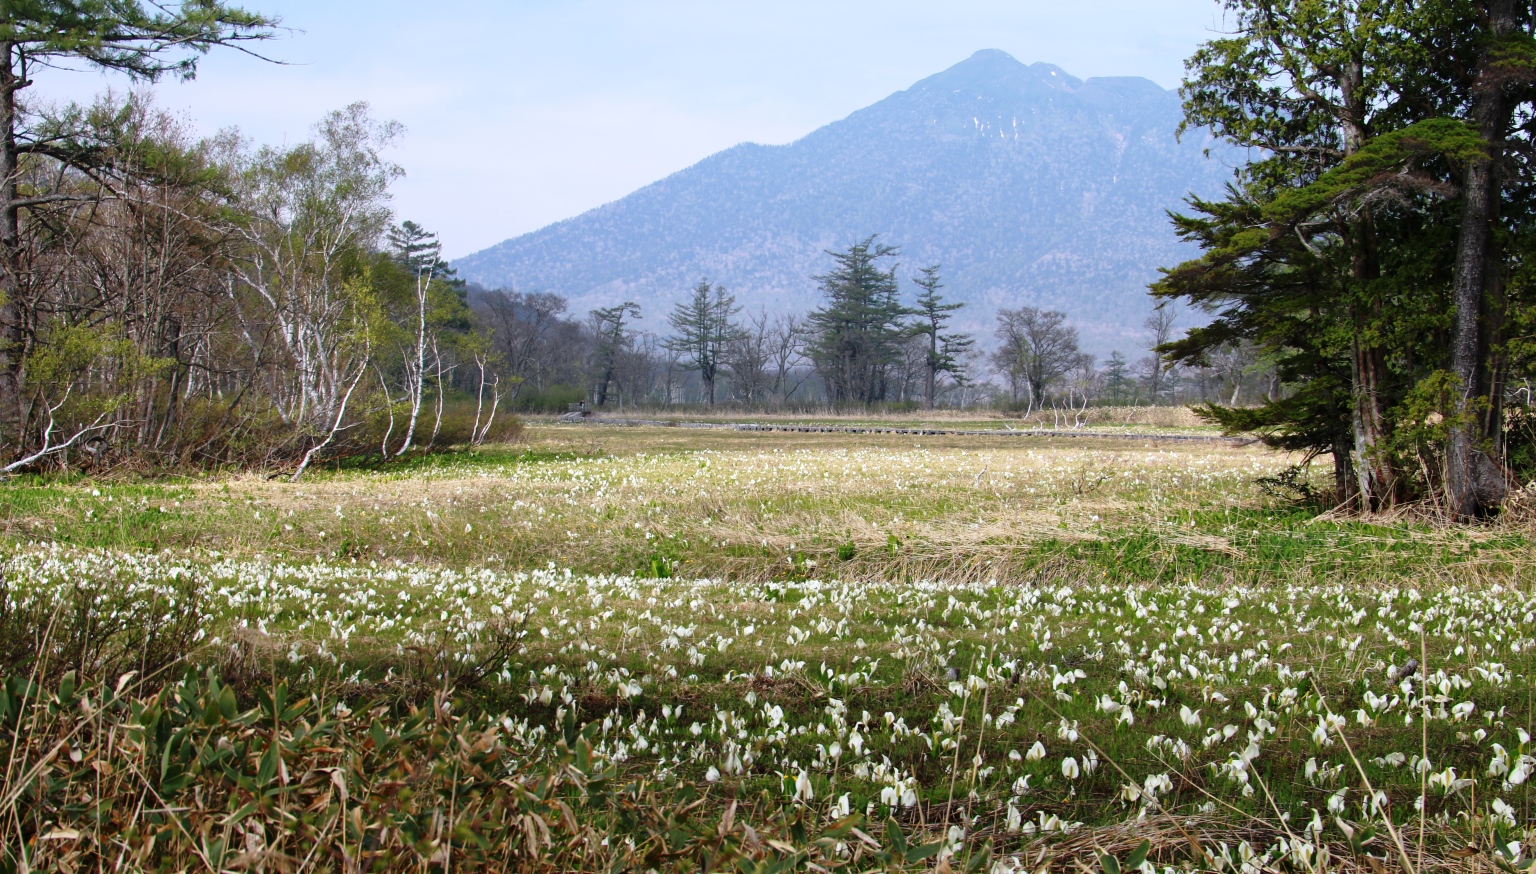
(3, 424, 1534, 870)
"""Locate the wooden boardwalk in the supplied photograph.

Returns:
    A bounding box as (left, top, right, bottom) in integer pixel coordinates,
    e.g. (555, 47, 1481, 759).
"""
(558, 416, 1257, 445)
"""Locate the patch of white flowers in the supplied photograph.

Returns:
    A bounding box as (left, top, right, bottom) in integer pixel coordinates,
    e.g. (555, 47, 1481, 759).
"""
(5, 544, 1535, 864)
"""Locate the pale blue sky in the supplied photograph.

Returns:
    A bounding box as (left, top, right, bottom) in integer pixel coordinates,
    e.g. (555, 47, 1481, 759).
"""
(39, 1, 1229, 258)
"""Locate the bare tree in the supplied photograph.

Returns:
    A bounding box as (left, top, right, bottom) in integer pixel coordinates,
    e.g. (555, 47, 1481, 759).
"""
(991, 307, 1082, 413)
(726, 310, 775, 404)
(475, 289, 577, 399)
(1140, 305, 1177, 405)
(0, 3, 276, 459)
(1061, 354, 1099, 429)
(768, 315, 811, 404)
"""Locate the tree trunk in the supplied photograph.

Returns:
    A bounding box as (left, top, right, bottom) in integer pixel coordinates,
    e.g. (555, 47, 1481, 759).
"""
(394, 272, 429, 455)
(1351, 324, 1397, 509)
(924, 331, 937, 410)
(0, 43, 23, 455)
(1333, 430, 1358, 507)
(1446, 0, 1516, 520)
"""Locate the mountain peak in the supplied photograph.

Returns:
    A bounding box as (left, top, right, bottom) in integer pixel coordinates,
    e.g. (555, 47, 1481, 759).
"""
(913, 50, 1083, 95)
(961, 48, 1025, 68)
(454, 53, 1231, 355)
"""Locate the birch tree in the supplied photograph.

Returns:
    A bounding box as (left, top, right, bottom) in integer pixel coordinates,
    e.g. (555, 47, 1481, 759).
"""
(225, 103, 400, 467)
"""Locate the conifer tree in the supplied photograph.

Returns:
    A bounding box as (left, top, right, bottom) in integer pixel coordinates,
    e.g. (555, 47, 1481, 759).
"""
(1104, 352, 1132, 405)
(589, 303, 640, 407)
(665, 280, 741, 406)
(1160, 0, 1536, 515)
(806, 237, 908, 404)
(908, 265, 973, 410)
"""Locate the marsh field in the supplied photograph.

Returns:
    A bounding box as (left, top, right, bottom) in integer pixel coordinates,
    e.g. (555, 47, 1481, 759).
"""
(4, 421, 1536, 873)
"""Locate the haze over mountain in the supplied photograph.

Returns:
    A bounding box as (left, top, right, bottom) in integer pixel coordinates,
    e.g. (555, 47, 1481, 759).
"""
(454, 49, 1238, 355)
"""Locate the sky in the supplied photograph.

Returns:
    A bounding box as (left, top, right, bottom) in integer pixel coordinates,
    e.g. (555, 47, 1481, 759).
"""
(36, 0, 1229, 259)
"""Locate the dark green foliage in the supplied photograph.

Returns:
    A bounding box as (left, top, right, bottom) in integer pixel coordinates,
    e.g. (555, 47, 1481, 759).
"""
(807, 237, 909, 404)
(1103, 352, 1133, 404)
(0, 1, 277, 82)
(387, 219, 455, 282)
(1157, 0, 1536, 512)
(514, 383, 588, 413)
(908, 265, 973, 409)
(589, 302, 642, 407)
(1154, 186, 1361, 499)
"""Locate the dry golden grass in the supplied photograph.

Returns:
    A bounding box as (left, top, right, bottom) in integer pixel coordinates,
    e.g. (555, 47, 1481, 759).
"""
(7, 423, 1528, 588)
(150, 425, 1291, 579)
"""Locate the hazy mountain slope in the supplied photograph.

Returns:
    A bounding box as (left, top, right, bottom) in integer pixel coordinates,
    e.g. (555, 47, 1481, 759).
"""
(454, 49, 1236, 355)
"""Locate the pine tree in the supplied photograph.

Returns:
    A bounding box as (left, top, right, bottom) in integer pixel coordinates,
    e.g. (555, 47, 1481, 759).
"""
(388, 221, 454, 280)
(589, 303, 641, 407)
(908, 266, 973, 410)
(665, 280, 741, 406)
(806, 237, 908, 404)
(1104, 352, 1132, 405)
(0, 1, 277, 453)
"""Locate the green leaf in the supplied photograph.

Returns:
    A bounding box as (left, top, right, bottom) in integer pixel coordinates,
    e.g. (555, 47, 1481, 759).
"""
(884, 818, 906, 856)
(223, 802, 259, 827)
(1100, 852, 1122, 874)
(217, 684, 237, 720)
(256, 742, 278, 786)
(964, 844, 995, 874)
(907, 841, 944, 863)
(1124, 839, 1151, 871)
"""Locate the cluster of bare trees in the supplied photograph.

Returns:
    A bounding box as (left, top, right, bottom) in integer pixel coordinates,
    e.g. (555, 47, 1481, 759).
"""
(991, 305, 1275, 421)
(461, 258, 1271, 419)
(468, 284, 814, 412)
(2, 60, 1269, 478)
(4, 96, 1270, 480)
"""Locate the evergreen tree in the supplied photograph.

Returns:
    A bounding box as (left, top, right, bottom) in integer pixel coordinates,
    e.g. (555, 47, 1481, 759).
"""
(1104, 352, 1132, 405)
(664, 280, 741, 406)
(1160, 0, 1536, 515)
(388, 221, 455, 281)
(589, 303, 641, 407)
(909, 265, 973, 410)
(806, 237, 908, 404)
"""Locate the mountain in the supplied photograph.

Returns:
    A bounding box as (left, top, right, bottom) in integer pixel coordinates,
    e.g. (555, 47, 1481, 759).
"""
(453, 49, 1237, 355)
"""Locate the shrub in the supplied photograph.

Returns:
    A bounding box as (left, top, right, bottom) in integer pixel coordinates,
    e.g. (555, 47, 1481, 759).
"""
(0, 671, 965, 872)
